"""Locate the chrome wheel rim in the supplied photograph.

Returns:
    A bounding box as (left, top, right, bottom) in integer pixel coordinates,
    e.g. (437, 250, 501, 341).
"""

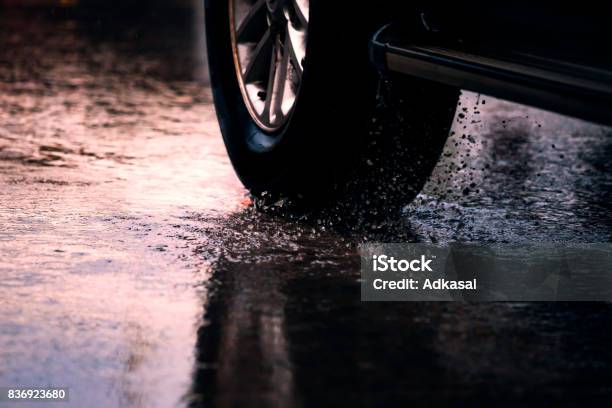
(230, 0, 309, 132)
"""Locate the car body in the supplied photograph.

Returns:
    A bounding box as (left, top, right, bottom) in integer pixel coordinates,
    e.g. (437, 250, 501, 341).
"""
(205, 1, 612, 211)
(373, 3, 612, 125)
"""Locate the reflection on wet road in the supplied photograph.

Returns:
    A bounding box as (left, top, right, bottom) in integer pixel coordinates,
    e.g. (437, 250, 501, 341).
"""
(1, 8, 612, 407)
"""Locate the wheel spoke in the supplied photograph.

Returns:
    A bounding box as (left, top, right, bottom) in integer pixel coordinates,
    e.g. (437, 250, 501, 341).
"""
(268, 34, 291, 124)
(243, 29, 273, 83)
(291, 0, 309, 27)
(236, 0, 267, 42)
(286, 25, 304, 79)
(262, 38, 280, 125)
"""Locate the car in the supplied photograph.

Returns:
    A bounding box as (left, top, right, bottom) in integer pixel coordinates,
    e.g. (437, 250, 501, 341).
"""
(205, 1, 612, 209)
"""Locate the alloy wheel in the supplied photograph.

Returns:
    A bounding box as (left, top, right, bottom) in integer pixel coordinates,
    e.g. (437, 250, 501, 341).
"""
(229, 0, 310, 132)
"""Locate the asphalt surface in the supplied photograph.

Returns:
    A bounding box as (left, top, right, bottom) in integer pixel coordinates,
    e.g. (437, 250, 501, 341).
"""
(1, 7, 612, 408)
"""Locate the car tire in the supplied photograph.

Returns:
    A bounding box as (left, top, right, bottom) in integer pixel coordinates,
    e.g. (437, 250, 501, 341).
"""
(205, 0, 459, 213)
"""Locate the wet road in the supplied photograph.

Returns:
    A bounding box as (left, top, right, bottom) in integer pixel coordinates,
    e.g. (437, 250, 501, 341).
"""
(2, 7, 612, 408)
